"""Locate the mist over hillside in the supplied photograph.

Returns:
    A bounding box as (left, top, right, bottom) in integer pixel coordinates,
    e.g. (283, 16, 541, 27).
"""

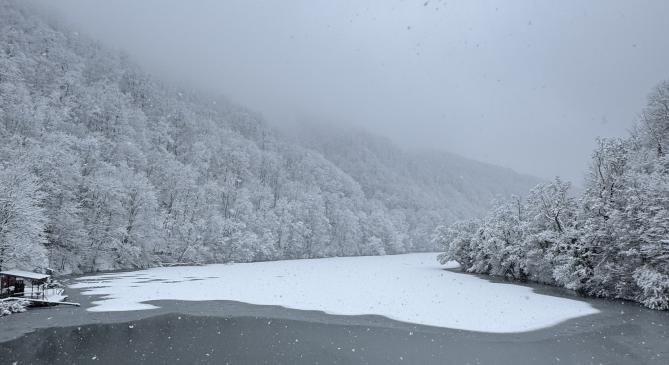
(285, 122, 541, 245)
(1, 1, 537, 274)
(289, 121, 540, 211)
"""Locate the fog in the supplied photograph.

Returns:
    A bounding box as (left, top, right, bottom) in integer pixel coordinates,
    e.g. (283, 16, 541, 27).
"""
(31, 0, 669, 182)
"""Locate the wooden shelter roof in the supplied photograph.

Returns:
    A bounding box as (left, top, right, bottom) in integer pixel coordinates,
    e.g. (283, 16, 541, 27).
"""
(0, 270, 50, 281)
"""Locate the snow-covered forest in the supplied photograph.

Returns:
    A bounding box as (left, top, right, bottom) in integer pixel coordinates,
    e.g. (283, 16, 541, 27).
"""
(0, 2, 538, 274)
(435, 83, 669, 310)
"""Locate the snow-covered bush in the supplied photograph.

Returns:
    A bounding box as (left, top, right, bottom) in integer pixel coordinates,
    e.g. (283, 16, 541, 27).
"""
(0, 299, 29, 317)
(634, 267, 669, 310)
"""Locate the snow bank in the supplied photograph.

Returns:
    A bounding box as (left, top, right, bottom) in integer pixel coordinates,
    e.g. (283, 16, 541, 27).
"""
(71, 253, 598, 333)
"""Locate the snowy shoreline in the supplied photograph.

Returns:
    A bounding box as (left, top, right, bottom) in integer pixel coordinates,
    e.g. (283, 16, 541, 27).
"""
(71, 253, 598, 333)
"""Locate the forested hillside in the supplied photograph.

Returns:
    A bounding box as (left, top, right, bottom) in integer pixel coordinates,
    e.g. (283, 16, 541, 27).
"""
(289, 123, 541, 249)
(0, 1, 537, 274)
(435, 82, 669, 309)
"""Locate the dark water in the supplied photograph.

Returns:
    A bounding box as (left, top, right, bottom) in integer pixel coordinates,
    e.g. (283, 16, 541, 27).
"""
(1, 279, 668, 364)
(4, 314, 493, 364)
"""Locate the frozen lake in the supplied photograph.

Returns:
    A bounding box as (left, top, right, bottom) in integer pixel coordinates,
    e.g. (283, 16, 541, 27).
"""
(0, 254, 667, 364)
(70, 253, 597, 333)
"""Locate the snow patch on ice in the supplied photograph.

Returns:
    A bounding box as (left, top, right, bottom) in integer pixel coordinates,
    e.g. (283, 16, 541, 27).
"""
(71, 253, 598, 333)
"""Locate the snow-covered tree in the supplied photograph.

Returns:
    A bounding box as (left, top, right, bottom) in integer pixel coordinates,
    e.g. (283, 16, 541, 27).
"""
(0, 163, 48, 271)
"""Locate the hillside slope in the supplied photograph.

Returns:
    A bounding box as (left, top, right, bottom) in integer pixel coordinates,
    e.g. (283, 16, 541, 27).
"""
(0, 1, 537, 274)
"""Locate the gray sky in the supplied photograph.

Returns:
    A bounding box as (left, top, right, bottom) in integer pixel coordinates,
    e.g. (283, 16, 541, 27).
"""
(33, 0, 669, 182)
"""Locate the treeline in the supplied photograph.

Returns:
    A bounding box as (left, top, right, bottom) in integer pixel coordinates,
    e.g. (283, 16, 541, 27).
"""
(0, 2, 536, 274)
(434, 82, 669, 310)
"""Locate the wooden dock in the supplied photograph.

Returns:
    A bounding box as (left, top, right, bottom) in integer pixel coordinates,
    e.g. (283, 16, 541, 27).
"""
(23, 298, 81, 307)
(1, 297, 80, 307)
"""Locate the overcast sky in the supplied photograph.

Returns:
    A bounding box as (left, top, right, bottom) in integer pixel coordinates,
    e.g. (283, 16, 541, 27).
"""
(32, 0, 669, 182)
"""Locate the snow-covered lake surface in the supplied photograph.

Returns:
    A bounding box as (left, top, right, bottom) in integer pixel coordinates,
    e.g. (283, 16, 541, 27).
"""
(71, 253, 598, 333)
